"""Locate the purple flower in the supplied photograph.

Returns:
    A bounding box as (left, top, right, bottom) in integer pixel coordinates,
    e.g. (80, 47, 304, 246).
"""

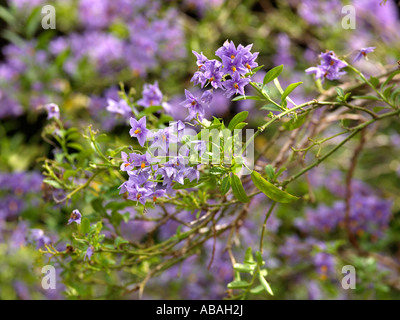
(84, 245, 94, 261)
(127, 185, 153, 205)
(200, 90, 213, 105)
(68, 209, 82, 225)
(106, 99, 132, 117)
(137, 81, 164, 108)
(222, 55, 247, 76)
(192, 50, 209, 71)
(313, 252, 335, 281)
(129, 116, 149, 147)
(306, 51, 347, 82)
(30, 229, 51, 248)
(181, 90, 205, 121)
(44, 103, 60, 120)
(171, 120, 186, 140)
(191, 71, 207, 87)
(242, 51, 259, 71)
(203, 60, 223, 89)
(353, 47, 376, 63)
(120, 151, 135, 171)
(151, 127, 178, 152)
(223, 72, 251, 97)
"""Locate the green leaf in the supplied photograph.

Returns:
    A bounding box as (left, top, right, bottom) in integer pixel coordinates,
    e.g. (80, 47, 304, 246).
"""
(263, 65, 284, 85)
(234, 122, 248, 130)
(25, 7, 41, 38)
(143, 105, 163, 115)
(352, 95, 381, 101)
(383, 85, 394, 100)
(251, 171, 299, 203)
(255, 251, 265, 265)
(373, 106, 389, 113)
(227, 280, 251, 289)
(209, 167, 227, 175)
(80, 218, 90, 235)
(281, 82, 303, 103)
(228, 111, 249, 131)
(244, 247, 255, 265)
(264, 165, 275, 181)
(259, 273, 274, 296)
(369, 76, 380, 88)
(230, 174, 249, 203)
(381, 70, 400, 89)
(67, 142, 83, 152)
(250, 285, 265, 295)
(335, 87, 344, 97)
(261, 104, 282, 112)
(0, 6, 15, 25)
(220, 176, 231, 195)
(43, 178, 63, 189)
(283, 114, 307, 131)
(233, 263, 254, 273)
(231, 95, 263, 102)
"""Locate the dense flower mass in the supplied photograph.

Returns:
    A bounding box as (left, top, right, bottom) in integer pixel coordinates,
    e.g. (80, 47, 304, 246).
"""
(190, 40, 258, 103)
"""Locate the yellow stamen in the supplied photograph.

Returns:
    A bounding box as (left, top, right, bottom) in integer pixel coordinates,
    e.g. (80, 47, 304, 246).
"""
(232, 66, 237, 72)
(134, 129, 141, 134)
(231, 55, 235, 59)
(246, 63, 251, 69)
(141, 162, 146, 169)
(233, 83, 239, 89)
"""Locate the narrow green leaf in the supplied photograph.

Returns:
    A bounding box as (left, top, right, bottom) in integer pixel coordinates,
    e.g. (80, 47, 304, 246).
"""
(261, 104, 282, 112)
(230, 174, 249, 203)
(263, 65, 284, 85)
(233, 263, 254, 273)
(251, 171, 299, 203)
(143, 105, 163, 115)
(281, 82, 303, 102)
(283, 114, 307, 131)
(381, 70, 400, 89)
(335, 87, 344, 97)
(220, 176, 231, 195)
(259, 273, 274, 296)
(250, 285, 265, 295)
(369, 76, 380, 88)
(352, 95, 381, 101)
(209, 167, 227, 175)
(80, 218, 90, 235)
(227, 280, 251, 289)
(231, 95, 263, 102)
(228, 111, 249, 131)
(43, 178, 63, 189)
(264, 165, 275, 181)
(234, 122, 248, 130)
(244, 247, 255, 265)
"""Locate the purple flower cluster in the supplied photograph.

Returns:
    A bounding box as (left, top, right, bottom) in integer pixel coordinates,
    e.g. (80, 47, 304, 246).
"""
(306, 51, 347, 82)
(0, 0, 186, 121)
(279, 236, 336, 280)
(186, 41, 258, 121)
(119, 118, 201, 206)
(0, 171, 43, 219)
(295, 190, 392, 240)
